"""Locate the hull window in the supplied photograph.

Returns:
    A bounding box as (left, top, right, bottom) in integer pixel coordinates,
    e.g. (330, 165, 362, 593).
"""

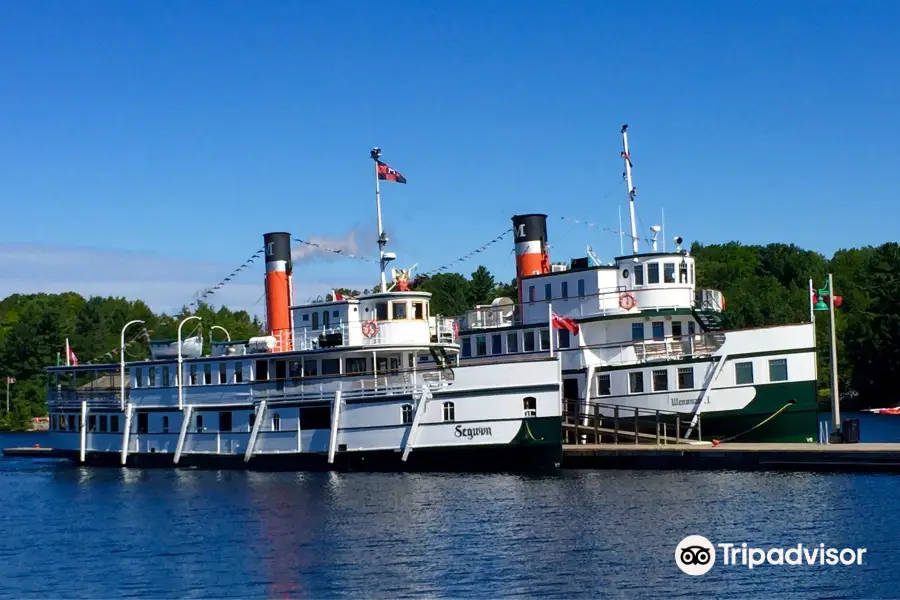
(272, 413, 281, 431)
(678, 367, 694, 390)
(299, 406, 330, 430)
(735, 362, 754, 385)
(523, 396, 537, 418)
(629, 372, 644, 394)
(563, 378, 579, 400)
(137, 412, 149, 434)
(401, 404, 413, 424)
(769, 359, 788, 382)
(652, 369, 668, 391)
(442, 402, 455, 422)
(597, 374, 611, 396)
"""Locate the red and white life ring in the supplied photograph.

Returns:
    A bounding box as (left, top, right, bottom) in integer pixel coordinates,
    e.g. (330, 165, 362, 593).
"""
(361, 320, 379, 338)
(619, 292, 637, 311)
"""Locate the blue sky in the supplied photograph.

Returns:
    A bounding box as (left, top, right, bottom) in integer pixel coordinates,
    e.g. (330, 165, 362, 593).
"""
(2, 1, 899, 314)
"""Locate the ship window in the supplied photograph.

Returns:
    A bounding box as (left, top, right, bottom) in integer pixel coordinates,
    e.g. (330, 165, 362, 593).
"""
(67, 414, 77, 431)
(634, 265, 644, 286)
(679, 261, 688, 283)
(491, 334, 502, 354)
(629, 372, 644, 394)
(475, 336, 487, 356)
(196, 414, 204, 432)
(539, 329, 550, 351)
(561, 281, 568, 299)
(189, 364, 198, 385)
(134, 368, 142, 388)
(312, 312, 319, 329)
(323, 310, 330, 328)
(333, 310, 339, 318)
(305, 359, 318, 377)
(302, 313, 309, 322)
(204, 363, 212, 385)
(162, 416, 169, 434)
(345, 357, 367, 374)
(401, 404, 413, 424)
(255, 360, 268, 381)
(219, 363, 227, 384)
(528, 286, 536, 303)
(413, 302, 424, 319)
(321, 358, 340, 375)
(558, 329, 570, 349)
(110, 415, 119, 433)
(88, 415, 97, 432)
(672, 321, 683, 341)
(99, 415, 108, 432)
(652, 369, 668, 391)
(219, 411, 232, 432)
(769, 359, 788, 382)
(392, 301, 407, 320)
(137, 412, 148, 434)
(299, 406, 331, 430)
(648, 263, 660, 284)
(598, 373, 611, 396)
(690, 264, 694, 284)
(652, 321, 665, 341)
(376, 302, 389, 320)
(461, 337, 472, 358)
(578, 279, 585, 297)
(249, 412, 256, 430)
(632, 323, 644, 341)
(523, 396, 537, 418)
(162, 366, 170, 386)
(272, 412, 281, 431)
(506, 332, 519, 353)
(664, 262, 676, 283)
(544, 283, 552, 300)
(524, 331, 535, 352)
(289, 360, 303, 380)
(234, 361, 244, 383)
(735, 362, 754, 385)
(274, 360, 287, 381)
(678, 367, 694, 389)
(442, 401, 455, 422)
(149, 368, 156, 387)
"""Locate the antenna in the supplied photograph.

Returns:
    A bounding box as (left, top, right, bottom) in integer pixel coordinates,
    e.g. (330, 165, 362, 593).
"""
(621, 125, 639, 254)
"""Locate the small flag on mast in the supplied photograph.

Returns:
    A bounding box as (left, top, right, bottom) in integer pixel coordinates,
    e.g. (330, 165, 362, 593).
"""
(5, 377, 14, 384)
(551, 312, 579, 335)
(376, 160, 407, 184)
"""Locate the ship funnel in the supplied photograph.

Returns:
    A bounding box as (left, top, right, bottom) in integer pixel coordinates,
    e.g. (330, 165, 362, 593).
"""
(263, 232, 294, 352)
(511, 214, 550, 306)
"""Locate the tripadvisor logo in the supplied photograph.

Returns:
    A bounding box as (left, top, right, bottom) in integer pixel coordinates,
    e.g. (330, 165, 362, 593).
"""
(675, 536, 867, 575)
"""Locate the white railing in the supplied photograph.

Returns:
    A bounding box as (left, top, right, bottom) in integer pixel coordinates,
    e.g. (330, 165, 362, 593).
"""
(245, 369, 454, 404)
(562, 333, 725, 370)
(48, 390, 122, 410)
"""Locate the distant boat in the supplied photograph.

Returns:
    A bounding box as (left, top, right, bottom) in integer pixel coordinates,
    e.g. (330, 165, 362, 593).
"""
(864, 406, 900, 415)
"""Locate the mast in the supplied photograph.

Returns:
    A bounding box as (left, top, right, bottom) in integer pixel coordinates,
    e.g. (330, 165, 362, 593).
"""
(621, 124, 639, 254)
(371, 147, 388, 292)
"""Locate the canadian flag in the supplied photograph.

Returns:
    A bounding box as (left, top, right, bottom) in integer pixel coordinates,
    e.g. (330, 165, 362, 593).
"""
(551, 312, 579, 335)
(65, 339, 79, 366)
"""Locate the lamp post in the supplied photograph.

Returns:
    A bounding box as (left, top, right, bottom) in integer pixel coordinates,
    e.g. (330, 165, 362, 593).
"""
(813, 274, 843, 437)
(177, 316, 201, 410)
(211, 325, 231, 343)
(120, 320, 145, 411)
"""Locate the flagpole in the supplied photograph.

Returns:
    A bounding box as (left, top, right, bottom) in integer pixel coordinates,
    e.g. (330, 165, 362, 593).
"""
(548, 302, 555, 358)
(65, 338, 71, 367)
(371, 147, 387, 293)
(5, 378, 9, 414)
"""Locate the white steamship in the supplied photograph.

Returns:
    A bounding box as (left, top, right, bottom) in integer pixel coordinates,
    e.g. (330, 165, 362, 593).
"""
(430, 126, 819, 443)
(43, 150, 564, 471)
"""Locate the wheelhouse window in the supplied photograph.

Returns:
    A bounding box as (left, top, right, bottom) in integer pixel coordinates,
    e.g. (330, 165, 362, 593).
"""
(539, 329, 550, 351)
(475, 336, 487, 356)
(664, 262, 676, 283)
(413, 302, 424, 319)
(679, 261, 688, 283)
(401, 404, 413, 424)
(524, 331, 535, 352)
(523, 396, 537, 418)
(376, 302, 388, 320)
(506, 332, 519, 353)
(735, 362, 754, 385)
(597, 373, 611, 396)
(392, 301, 407, 319)
(634, 265, 644, 286)
(629, 372, 644, 394)
(648, 263, 660, 284)
(442, 401, 455, 422)
(678, 367, 694, 389)
(652, 369, 668, 391)
(769, 359, 788, 382)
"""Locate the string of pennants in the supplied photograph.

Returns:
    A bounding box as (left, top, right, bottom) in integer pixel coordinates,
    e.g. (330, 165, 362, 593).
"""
(421, 229, 512, 276)
(559, 216, 654, 246)
(189, 246, 266, 309)
(292, 238, 374, 262)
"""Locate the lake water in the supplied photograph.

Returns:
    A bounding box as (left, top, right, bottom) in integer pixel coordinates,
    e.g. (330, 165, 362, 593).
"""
(1, 411, 899, 599)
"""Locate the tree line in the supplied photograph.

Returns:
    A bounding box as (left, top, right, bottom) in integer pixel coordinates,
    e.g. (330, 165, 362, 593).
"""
(1, 243, 898, 429)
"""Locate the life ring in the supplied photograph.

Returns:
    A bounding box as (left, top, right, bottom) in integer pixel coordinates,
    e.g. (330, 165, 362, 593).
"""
(361, 320, 379, 338)
(720, 294, 726, 311)
(452, 321, 459, 339)
(619, 292, 637, 311)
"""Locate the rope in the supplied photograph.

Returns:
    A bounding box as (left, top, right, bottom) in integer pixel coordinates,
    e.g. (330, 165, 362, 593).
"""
(711, 401, 795, 445)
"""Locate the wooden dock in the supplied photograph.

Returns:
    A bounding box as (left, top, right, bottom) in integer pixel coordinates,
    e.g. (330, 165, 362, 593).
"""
(562, 442, 900, 472)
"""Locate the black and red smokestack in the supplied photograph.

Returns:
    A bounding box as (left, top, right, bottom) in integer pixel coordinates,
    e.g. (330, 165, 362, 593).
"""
(263, 232, 294, 352)
(511, 214, 550, 305)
